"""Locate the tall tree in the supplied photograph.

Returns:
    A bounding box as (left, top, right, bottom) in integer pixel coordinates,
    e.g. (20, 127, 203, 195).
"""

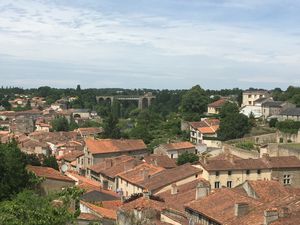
(180, 85, 209, 121)
(102, 113, 121, 139)
(0, 141, 34, 201)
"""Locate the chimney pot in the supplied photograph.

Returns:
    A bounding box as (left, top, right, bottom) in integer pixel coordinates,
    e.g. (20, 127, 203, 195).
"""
(264, 208, 278, 225)
(195, 182, 210, 200)
(171, 183, 178, 195)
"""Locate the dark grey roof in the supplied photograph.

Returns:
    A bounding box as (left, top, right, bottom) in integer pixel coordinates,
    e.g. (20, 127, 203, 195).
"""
(80, 190, 119, 202)
(262, 101, 284, 108)
(253, 97, 269, 104)
(280, 108, 300, 116)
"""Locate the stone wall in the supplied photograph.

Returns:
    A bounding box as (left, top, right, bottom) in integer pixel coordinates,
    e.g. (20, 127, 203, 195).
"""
(223, 143, 260, 159)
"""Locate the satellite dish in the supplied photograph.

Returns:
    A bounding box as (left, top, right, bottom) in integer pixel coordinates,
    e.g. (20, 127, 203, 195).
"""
(61, 164, 68, 173)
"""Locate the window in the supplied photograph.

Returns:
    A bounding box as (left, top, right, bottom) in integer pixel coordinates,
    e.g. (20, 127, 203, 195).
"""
(126, 181, 128, 187)
(171, 154, 174, 159)
(88, 158, 91, 165)
(81, 158, 84, 165)
(283, 175, 291, 185)
(215, 171, 220, 177)
(214, 182, 220, 189)
(248, 101, 252, 105)
(227, 181, 232, 188)
(228, 171, 232, 176)
(195, 174, 198, 178)
(257, 169, 261, 175)
(248, 95, 251, 98)
(246, 170, 250, 175)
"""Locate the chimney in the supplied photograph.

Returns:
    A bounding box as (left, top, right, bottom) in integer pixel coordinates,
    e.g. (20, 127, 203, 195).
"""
(153, 159, 158, 166)
(171, 183, 178, 195)
(264, 209, 278, 225)
(195, 182, 210, 200)
(229, 155, 234, 164)
(279, 207, 289, 218)
(234, 203, 249, 217)
(143, 190, 151, 199)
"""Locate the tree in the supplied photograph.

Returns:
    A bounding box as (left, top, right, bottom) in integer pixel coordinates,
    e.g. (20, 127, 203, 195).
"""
(51, 116, 69, 131)
(180, 85, 209, 121)
(0, 141, 35, 201)
(217, 113, 250, 141)
(177, 152, 199, 165)
(0, 189, 80, 225)
(102, 113, 121, 139)
(24, 154, 41, 166)
(42, 155, 59, 170)
(219, 102, 239, 118)
(69, 116, 79, 131)
(269, 118, 278, 128)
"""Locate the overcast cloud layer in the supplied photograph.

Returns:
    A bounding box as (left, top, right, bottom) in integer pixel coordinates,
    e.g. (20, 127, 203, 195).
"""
(0, 0, 300, 89)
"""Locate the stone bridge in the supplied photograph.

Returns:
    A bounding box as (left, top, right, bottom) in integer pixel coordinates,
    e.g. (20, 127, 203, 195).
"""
(96, 92, 156, 109)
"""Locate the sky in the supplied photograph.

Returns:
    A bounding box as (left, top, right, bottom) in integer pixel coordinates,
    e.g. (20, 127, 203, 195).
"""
(0, 0, 300, 90)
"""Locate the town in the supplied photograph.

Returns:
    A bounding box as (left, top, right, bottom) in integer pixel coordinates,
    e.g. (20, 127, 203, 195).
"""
(1, 85, 300, 225)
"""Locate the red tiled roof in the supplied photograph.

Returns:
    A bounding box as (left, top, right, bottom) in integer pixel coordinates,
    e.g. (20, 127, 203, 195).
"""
(60, 150, 84, 162)
(78, 213, 100, 221)
(117, 163, 165, 185)
(27, 165, 74, 182)
(80, 201, 117, 220)
(200, 155, 300, 171)
(85, 138, 147, 154)
(208, 98, 228, 108)
(139, 164, 202, 192)
(143, 155, 177, 169)
(121, 196, 165, 211)
(189, 119, 220, 129)
(158, 179, 210, 212)
(160, 141, 195, 151)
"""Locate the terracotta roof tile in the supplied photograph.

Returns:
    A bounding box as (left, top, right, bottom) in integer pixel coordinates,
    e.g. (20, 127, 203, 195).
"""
(208, 98, 228, 108)
(60, 150, 84, 162)
(27, 165, 74, 182)
(117, 163, 165, 185)
(85, 138, 147, 154)
(200, 155, 300, 171)
(143, 155, 177, 169)
(80, 201, 117, 220)
(160, 141, 195, 151)
(78, 213, 100, 221)
(139, 164, 202, 192)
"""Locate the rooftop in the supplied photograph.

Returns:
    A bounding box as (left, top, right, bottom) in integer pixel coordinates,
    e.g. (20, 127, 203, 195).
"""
(27, 165, 74, 182)
(85, 138, 147, 154)
(159, 141, 195, 151)
(143, 155, 177, 169)
(280, 107, 300, 116)
(139, 164, 202, 192)
(208, 98, 228, 108)
(199, 155, 300, 171)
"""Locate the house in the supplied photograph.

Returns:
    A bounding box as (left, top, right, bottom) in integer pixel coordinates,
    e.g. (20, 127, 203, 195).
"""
(78, 139, 148, 175)
(189, 119, 220, 145)
(18, 138, 50, 155)
(196, 153, 300, 189)
(154, 141, 196, 159)
(76, 127, 103, 138)
(262, 101, 296, 119)
(88, 155, 142, 191)
(117, 192, 166, 225)
(27, 165, 75, 194)
(73, 109, 91, 120)
(117, 163, 165, 197)
(118, 179, 210, 225)
(278, 108, 300, 121)
(58, 150, 84, 171)
(35, 122, 51, 132)
(207, 98, 229, 115)
(143, 155, 177, 169)
(241, 89, 270, 107)
(117, 163, 202, 197)
(185, 180, 300, 225)
(80, 200, 117, 225)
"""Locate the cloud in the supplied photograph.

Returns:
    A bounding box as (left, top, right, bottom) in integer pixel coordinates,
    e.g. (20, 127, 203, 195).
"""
(0, 0, 300, 89)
